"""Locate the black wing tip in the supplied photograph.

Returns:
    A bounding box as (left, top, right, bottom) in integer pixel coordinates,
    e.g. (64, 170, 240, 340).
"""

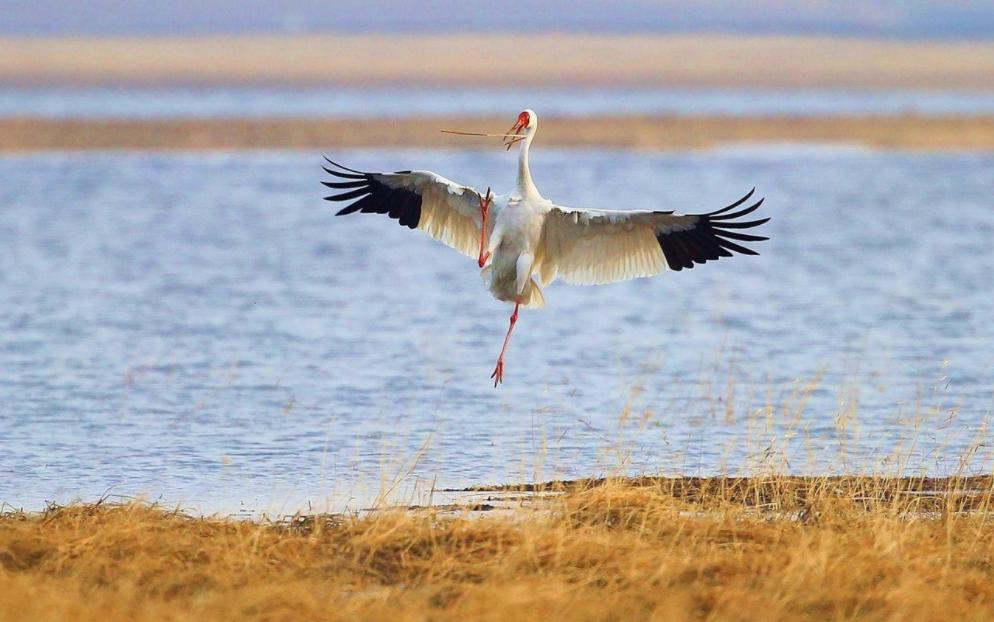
(710, 198, 766, 223)
(322, 157, 375, 203)
(657, 189, 769, 270)
(320, 159, 423, 227)
(708, 187, 757, 216)
(322, 156, 367, 175)
(335, 204, 362, 216)
(710, 217, 771, 234)
(321, 157, 371, 182)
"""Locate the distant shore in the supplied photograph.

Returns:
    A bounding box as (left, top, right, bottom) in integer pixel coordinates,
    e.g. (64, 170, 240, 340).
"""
(3, 34, 994, 89)
(4, 115, 994, 151)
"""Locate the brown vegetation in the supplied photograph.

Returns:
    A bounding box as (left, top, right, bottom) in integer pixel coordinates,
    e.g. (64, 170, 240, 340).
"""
(3, 34, 994, 88)
(5, 114, 994, 152)
(4, 476, 994, 621)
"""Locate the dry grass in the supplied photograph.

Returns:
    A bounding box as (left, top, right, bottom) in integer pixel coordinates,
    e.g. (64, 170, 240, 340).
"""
(6, 114, 994, 152)
(4, 476, 994, 621)
(4, 34, 994, 88)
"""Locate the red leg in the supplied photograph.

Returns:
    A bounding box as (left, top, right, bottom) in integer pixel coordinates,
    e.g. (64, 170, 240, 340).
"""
(491, 299, 520, 387)
(478, 187, 492, 268)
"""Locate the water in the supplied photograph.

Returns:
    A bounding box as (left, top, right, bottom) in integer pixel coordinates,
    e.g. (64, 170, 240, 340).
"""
(2, 146, 993, 514)
(5, 87, 994, 119)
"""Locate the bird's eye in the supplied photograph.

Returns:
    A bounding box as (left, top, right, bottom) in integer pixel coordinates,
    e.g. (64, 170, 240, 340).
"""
(519, 112, 530, 127)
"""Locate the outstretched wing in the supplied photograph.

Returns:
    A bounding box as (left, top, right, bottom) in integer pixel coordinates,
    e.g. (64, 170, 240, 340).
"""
(322, 158, 489, 259)
(537, 189, 768, 286)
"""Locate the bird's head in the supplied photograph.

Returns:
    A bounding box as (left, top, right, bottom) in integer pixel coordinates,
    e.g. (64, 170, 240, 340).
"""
(503, 109, 537, 150)
(440, 109, 538, 149)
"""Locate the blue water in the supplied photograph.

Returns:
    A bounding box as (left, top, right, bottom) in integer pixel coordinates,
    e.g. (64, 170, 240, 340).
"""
(5, 87, 994, 119)
(2, 146, 993, 514)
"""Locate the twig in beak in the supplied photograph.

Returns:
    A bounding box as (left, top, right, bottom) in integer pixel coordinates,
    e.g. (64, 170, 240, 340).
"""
(502, 119, 527, 151)
(504, 135, 525, 151)
(439, 128, 526, 150)
(441, 130, 528, 138)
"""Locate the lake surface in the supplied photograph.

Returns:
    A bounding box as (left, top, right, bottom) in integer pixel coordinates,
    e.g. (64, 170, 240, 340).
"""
(5, 87, 994, 119)
(2, 146, 993, 514)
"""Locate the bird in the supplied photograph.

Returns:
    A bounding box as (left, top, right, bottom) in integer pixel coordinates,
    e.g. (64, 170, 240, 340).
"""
(322, 109, 769, 387)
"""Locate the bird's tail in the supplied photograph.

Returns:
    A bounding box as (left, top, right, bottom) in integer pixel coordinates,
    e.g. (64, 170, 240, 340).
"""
(480, 266, 545, 309)
(521, 278, 545, 309)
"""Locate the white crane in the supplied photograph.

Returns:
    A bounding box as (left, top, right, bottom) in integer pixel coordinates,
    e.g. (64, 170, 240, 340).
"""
(323, 109, 768, 386)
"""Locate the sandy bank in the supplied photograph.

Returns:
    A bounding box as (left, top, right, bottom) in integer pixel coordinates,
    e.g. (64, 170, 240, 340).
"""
(3, 34, 994, 89)
(4, 115, 994, 151)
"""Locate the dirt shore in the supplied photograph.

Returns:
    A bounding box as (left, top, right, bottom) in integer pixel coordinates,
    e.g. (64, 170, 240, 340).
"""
(4, 34, 994, 88)
(4, 115, 994, 151)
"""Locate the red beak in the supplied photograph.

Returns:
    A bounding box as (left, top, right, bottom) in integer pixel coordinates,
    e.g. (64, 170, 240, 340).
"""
(503, 119, 526, 151)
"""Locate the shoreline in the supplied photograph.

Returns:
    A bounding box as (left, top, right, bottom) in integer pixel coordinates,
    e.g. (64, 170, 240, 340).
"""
(4, 475, 993, 620)
(4, 115, 994, 151)
(4, 34, 994, 89)
(6, 475, 991, 518)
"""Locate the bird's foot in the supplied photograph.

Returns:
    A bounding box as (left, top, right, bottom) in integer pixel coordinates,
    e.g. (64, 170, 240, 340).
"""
(490, 299, 518, 387)
(490, 358, 505, 387)
(478, 250, 491, 268)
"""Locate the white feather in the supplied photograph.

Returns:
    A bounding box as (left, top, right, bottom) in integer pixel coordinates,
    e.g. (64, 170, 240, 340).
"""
(376, 170, 498, 260)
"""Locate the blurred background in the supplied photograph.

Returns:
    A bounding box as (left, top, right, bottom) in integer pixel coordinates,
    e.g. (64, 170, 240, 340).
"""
(6, 1, 994, 37)
(2, 2, 993, 515)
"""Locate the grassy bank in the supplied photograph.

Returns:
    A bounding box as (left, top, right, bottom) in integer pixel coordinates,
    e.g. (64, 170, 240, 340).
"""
(5, 115, 994, 152)
(3, 476, 994, 621)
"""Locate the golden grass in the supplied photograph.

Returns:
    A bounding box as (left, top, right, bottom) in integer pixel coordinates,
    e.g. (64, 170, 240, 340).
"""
(4, 34, 994, 88)
(6, 114, 994, 152)
(4, 476, 994, 621)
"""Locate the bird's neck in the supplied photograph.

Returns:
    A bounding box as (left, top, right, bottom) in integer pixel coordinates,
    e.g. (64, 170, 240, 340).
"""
(516, 134, 540, 199)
